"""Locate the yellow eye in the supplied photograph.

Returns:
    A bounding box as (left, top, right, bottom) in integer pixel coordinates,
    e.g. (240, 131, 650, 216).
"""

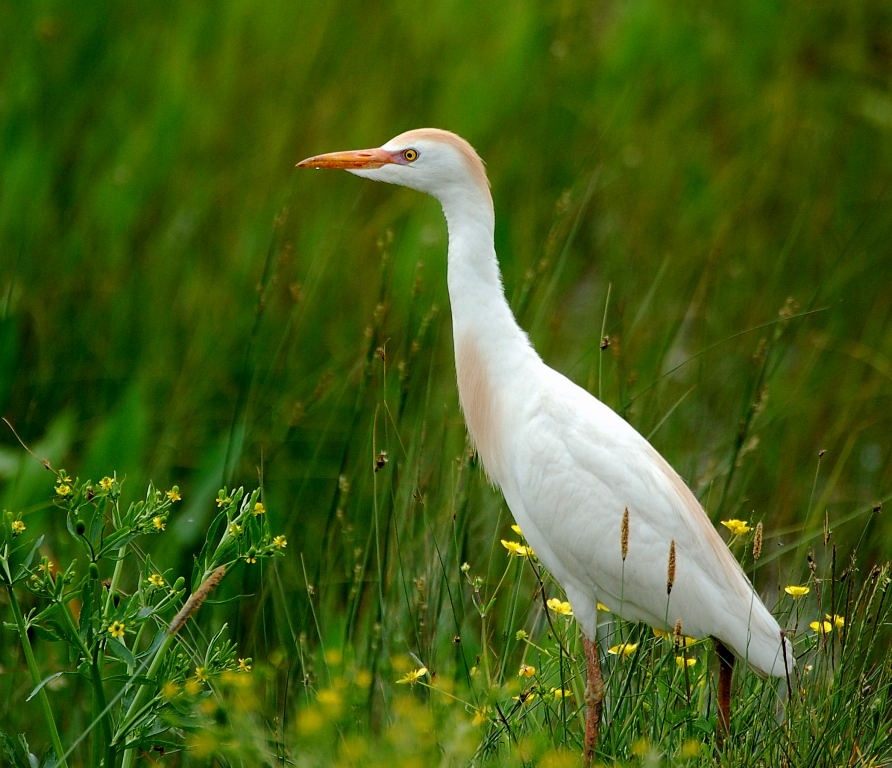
(402, 148, 419, 162)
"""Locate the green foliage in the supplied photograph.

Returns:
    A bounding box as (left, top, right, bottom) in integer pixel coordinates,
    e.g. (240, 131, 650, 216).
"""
(1, 0, 890, 764)
(0, 474, 284, 767)
(5, 477, 890, 766)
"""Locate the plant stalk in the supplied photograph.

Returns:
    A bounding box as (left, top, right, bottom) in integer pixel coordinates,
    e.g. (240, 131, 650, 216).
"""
(6, 584, 70, 768)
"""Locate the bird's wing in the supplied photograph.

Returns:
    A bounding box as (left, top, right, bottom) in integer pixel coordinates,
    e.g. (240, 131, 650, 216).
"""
(504, 367, 761, 642)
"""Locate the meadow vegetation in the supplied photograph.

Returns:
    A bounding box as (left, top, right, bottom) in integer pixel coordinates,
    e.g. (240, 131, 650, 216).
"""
(1, 0, 890, 765)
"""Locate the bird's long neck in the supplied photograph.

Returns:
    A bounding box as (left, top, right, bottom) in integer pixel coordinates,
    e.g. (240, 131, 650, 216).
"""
(440, 191, 537, 486)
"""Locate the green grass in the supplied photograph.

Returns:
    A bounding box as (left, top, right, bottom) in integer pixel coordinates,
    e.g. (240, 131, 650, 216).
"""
(1, 474, 890, 766)
(1, 0, 891, 765)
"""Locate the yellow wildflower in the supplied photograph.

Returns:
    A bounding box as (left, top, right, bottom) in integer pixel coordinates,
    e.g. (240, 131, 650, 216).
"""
(297, 707, 325, 735)
(161, 680, 180, 699)
(518, 663, 536, 678)
(676, 656, 697, 668)
(680, 739, 702, 758)
(396, 666, 428, 685)
(810, 620, 832, 634)
(546, 598, 574, 616)
(316, 688, 343, 709)
(194, 666, 209, 682)
(99, 476, 114, 491)
(11, 520, 26, 534)
(355, 669, 372, 688)
(500, 539, 533, 557)
(513, 691, 537, 705)
(472, 706, 490, 726)
(597, 602, 611, 612)
(825, 614, 845, 629)
(632, 738, 650, 756)
(550, 687, 572, 700)
(273, 535, 288, 549)
(253, 502, 266, 516)
(245, 554, 257, 564)
(55, 483, 72, 497)
(166, 487, 182, 502)
(108, 620, 126, 639)
(511, 524, 523, 536)
(147, 573, 164, 587)
(721, 519, 751, 536)
(216, 493, 231, 508)
(152, 516, 166, 531)
(784, 585, 810, 599)
(229, 523, 243, 535)
(237, 658, 253, 672)
(608, 642, 638, 659)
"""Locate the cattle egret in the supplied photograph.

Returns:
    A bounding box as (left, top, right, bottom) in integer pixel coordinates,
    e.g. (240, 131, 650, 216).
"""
(298, 128, 792, 759)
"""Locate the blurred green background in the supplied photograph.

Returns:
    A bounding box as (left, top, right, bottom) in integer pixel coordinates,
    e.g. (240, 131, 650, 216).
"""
(2, 0, 890, 646)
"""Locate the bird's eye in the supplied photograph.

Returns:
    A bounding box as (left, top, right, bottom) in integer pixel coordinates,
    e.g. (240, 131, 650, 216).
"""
(402, 148, 419, 162)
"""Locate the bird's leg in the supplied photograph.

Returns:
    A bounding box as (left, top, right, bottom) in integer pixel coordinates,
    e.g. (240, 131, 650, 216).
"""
(582, 633, 604, 763)
(715, 639, 735, 749)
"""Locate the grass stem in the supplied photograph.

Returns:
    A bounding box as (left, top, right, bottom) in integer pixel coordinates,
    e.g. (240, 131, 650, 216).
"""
(5, 584, 70, 768)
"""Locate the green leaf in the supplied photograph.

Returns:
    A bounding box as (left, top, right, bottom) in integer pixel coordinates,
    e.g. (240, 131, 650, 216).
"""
(0, 729, 39, 768)
(25, 672, 66, 702)
(105, 637, 136, 667)
(0, 535, 46, 586)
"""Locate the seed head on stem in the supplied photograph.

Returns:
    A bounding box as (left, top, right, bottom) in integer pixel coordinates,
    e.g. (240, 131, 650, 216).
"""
(666, 539, 676, 595)
(673, 618, 684, 649)
(621, 507, 629, 562)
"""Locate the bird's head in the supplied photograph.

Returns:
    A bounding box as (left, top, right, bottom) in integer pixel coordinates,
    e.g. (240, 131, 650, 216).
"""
(297, 128, 491, 211)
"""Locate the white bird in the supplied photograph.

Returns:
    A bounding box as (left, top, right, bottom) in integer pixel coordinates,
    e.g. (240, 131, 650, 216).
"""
(297, 128, 792, 759)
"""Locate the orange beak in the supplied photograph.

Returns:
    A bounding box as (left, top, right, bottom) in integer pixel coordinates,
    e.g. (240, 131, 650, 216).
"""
(296, 147, 394, 170)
